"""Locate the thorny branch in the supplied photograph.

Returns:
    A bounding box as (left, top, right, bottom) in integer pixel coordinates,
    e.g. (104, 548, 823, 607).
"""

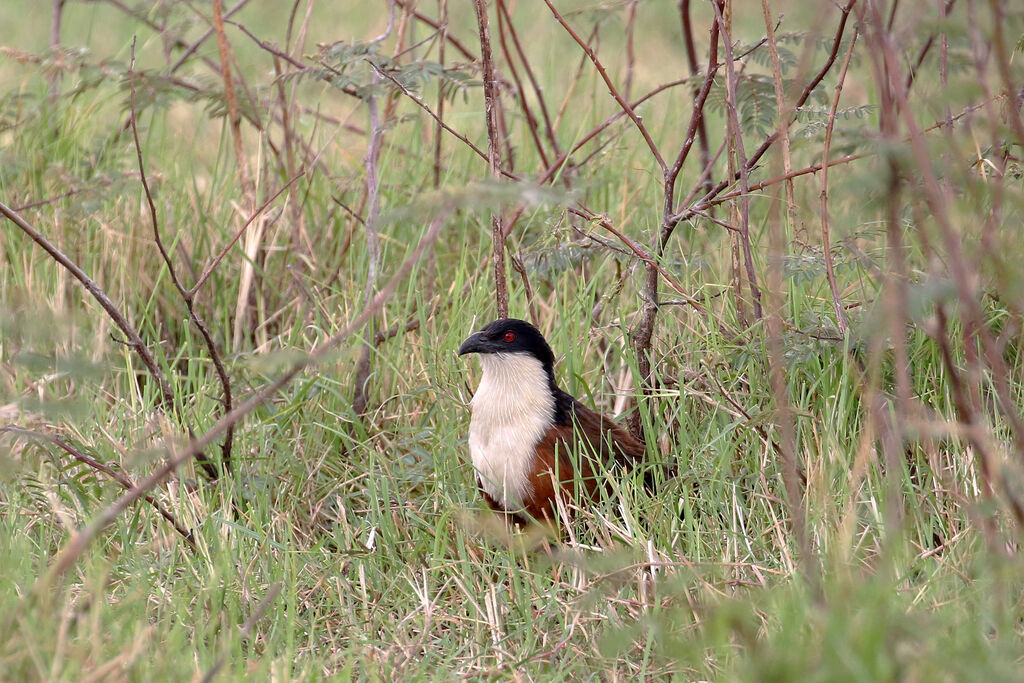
(352, 65, 386, 417)
(819, 27, 859, 335)
(34, 212, 449, 593)
(856, 0, 1024, 527)
(0, 201, 178, 417)
(0, 426, 197, 551)
(715, 1, 762, 321)
(473, 0, 510, 318)
(543, 0, 667, 172)
(129, 40, 231, 479)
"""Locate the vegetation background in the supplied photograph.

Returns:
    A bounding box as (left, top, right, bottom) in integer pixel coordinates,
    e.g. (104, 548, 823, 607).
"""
(2, 0, 1024, 679)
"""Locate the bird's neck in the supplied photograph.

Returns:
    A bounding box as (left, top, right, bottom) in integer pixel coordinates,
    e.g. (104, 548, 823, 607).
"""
(471, 353, 556, 422)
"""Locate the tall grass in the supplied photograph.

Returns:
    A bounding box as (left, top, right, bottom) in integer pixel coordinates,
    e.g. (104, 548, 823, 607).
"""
(2, 0, 1024, 679)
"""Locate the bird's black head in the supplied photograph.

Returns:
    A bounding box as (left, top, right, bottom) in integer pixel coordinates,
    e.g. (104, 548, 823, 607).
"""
(458, 318, 555, 369)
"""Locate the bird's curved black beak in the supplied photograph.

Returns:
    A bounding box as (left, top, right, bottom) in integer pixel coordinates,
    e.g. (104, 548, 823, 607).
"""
(458, 331, 493, 356)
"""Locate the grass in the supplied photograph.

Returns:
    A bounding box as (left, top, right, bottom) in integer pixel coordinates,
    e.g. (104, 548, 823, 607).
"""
(2, 0, 1024, 679)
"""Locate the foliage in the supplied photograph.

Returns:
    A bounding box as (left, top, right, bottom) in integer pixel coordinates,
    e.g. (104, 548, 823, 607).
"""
(1, 0, 1024, 680)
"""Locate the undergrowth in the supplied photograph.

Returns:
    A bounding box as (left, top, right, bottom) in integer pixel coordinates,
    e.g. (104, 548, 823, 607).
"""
(2, 0, 1024, 680)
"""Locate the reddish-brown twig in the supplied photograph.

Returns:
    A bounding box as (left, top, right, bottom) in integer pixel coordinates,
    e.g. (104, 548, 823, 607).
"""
(472, 0, 510, 317)
(819, 27, 859, 336)
(757, 0, 815, 589)
(714, 1, 762, 320)
(0, 202, 178, 414)
(393, 0, 477, 61)
(678, 0, 713, 198)
(210, 0, 256, 213)
(760, 0, 797, 232)
(209, 0, 261, 353)
(542, 0, 666, 172)
(568, 208, 707, 316)
(497, 0, 562, 161)
(35, 212, 449, 592)
(495, 0, 550, 168)
(903, 0, 957, 92)
(169, 0, 253, 72)
(129, 41, 232, 477)
(857, 0, 1024, 528)
(671, 1, 858, 221)
(368, 61, 514, 179)
(986, 0, 1024, 147)
(192, 175, 305, 295)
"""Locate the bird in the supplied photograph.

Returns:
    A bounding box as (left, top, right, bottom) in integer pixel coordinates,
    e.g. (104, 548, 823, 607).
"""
(458, 318, 646, 527)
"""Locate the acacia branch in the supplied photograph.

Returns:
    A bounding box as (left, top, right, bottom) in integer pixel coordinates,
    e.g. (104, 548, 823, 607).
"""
(819, 27, 859, 336)
(497, 0, 561, 161)
(501, 76, 692, 239)
(393, 0, 477, 61)
(369, 61, 515, 180)
(495, 0, 550, 168)
(473, 0, 510, 317)
(191, 175, 305, 296)
(679, 99, 988, 220)
(34, 212, 449, 593)
(568, 207, 716, 321)
(129, 41, 231, 478)
(857, 0, 1024, 526)
(714, 1, 762, 320)
(760, 0, 797, 231)
(986, 0, 1024, 147)
(169, 0, 254, 73)
(1, 427, 196, 551)
(543, 0, 666, 172)
(678, 0, 713, 198)
(0, 201, 177, 414)
(673, 0, 857, 222)
(211, 0, 255, 212)
(210, 0, 262, 354)
(630, 0, 721, 436)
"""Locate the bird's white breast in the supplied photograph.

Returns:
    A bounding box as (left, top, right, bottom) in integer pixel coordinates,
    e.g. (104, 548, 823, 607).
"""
(468, 353, 554, 509)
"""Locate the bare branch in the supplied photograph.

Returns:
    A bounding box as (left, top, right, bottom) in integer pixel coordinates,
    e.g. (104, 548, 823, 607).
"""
(130, 40, 232, 477)
(713, 1, 762, 320)
(369, 62, 513, 179)
(393, 0, 478, 61)
(819, 27, 859, 336)
(0, 426, 196, 551)
(760, 0, 797, 231)
(353, 66, 386, 417)
(543, 0, 666, 172)
(169, 0, 254, 73)
(48, 0, 65, 100)
(0, 202, 177, 414)
(35, 212, 450, 592)
(473, 0, 510, 317)
(678, 0, 713, 198)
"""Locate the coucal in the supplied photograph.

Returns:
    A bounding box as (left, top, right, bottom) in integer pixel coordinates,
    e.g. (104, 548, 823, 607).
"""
(458, 318, 646, 526)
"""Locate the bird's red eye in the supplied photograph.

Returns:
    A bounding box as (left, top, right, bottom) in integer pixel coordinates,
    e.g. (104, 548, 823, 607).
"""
(503, 331, 515, 342)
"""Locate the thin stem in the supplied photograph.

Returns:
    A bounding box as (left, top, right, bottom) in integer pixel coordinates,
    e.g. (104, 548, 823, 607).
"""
(473, 0, 510, 317)
(35, 212, 449, 593)
(543, 0, 666, 172)
(819, 28, 858, 336)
